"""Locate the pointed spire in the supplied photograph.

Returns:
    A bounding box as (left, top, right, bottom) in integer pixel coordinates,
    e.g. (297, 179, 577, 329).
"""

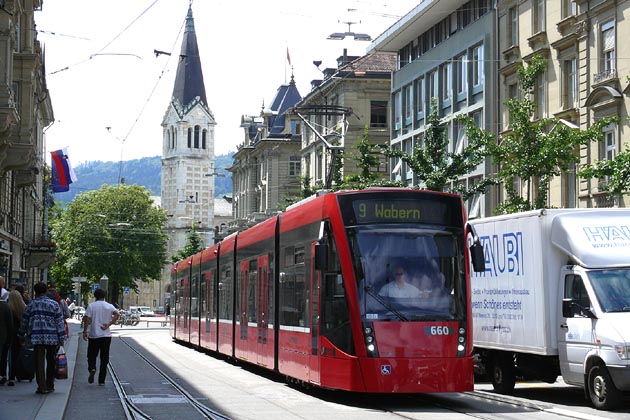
(172, 4, 208, 109)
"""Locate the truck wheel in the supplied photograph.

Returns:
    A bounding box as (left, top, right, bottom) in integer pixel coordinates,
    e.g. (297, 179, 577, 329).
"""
(491, 355, 516, 394)
(588, 364, 622, 410)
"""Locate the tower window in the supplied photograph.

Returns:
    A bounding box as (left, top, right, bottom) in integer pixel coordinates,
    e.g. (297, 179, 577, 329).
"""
(194, 125, 200, 148)
(187, 128, 192, 148)
(202, 129, 207, 149)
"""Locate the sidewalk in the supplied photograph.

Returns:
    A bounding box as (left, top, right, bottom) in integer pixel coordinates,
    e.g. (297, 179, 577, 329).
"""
(0, 318, 81, 420)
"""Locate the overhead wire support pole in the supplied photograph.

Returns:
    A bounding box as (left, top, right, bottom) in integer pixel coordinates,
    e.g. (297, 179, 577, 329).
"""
(290, 105, 352, 189)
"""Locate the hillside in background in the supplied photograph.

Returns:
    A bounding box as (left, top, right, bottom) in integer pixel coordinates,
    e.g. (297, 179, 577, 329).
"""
(52, 152, 234, 204)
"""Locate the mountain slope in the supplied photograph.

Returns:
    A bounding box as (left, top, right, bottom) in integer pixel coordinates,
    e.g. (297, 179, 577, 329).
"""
(52, 153, 233, 203)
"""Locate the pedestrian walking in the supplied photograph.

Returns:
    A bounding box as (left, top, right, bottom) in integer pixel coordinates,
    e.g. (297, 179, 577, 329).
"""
(0, 297, 13, 385)
(18, 282, 66, 394)
(6, 290, 25, 386)
(0, 275, 8, 301)
(14, 285, 31, 305)
(82, 288, 119, 385)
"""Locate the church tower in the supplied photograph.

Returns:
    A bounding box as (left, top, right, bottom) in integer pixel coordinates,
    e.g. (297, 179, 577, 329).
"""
(161, 5, 216, 256)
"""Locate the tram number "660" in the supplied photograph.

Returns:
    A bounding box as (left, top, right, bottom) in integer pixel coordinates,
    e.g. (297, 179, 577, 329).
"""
(424, 326, 452, 336)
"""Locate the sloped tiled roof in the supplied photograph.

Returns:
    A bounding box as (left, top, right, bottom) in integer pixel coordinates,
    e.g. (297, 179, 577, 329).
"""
(172, 6, 208, 109)
(267, 75, 302, 136)
(339, 51, 397, 73)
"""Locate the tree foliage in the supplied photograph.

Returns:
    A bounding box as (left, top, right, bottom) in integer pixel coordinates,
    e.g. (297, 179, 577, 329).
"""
(50, 184, 168, 305)
(340, 126, 403, 190)
(170, 226, 204, 263)
(384, 100, 492, 199)
(578, 146, 630, 198)
(481, 54, 617, 214)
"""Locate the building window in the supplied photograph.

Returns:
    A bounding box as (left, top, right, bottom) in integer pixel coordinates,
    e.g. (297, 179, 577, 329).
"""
(456, 54, 467, 96)
(393, 90, 402, 131)
(370, 101, 387, 128)
(601, 20, 616, 74)
(202, 129, 207, 149)
(532, 0, 545, 34)
(194, 125, 200, 148)
(509, 7, 518, 46)
(290, 120, 302, 135)
(600, 126, 616, 185)
(289, 156, 301, 176)
(187, 128, 192, 148)
(563, 58, 577, 109)
(561, 0, 576, 19)
(472, 45, 483, 87)
(454, 119, 466, 154)
(429, 70, 439, 104)
(403, 84, 412, 126)
(534, 72, 545, 119)
(415, 77, 425, 120)
(443, 62, 452, 102)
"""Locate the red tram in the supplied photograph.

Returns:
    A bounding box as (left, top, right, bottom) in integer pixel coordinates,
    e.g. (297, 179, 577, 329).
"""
(170, 188, 485, 393)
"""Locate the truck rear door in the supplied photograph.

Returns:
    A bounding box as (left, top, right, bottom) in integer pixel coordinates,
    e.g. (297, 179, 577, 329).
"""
(558, 269, 595, 385)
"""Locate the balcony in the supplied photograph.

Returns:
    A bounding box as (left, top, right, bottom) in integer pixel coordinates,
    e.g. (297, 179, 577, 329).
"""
(593, 68, 617, 85)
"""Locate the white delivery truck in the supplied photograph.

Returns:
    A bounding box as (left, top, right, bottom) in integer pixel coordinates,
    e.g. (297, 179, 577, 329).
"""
(469, 209, 630, 410)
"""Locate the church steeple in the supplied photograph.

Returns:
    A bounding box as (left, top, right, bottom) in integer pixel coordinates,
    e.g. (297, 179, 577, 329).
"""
(172, 5, 208, 108)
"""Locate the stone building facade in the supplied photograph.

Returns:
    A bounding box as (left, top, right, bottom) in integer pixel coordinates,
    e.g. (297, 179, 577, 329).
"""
(497, 0, 630, 209)
(0, 0, 55, 291)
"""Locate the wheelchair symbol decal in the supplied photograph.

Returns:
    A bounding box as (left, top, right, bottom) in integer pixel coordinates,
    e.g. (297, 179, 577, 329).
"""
(380, 365, 391, 375)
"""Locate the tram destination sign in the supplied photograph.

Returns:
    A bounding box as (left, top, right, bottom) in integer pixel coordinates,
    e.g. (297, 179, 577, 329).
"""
(340, 193, 461, 226)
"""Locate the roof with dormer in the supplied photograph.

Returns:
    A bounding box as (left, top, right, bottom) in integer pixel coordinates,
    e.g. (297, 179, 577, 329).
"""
(172, 6, 208, 110)
(266, 75, 302, 137)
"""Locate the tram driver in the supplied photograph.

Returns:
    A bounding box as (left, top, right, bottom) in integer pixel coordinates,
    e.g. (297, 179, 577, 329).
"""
(378, 266, 423, 298)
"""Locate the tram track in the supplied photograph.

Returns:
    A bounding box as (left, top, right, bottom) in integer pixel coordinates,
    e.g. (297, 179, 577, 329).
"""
(108, 337, 233, 420)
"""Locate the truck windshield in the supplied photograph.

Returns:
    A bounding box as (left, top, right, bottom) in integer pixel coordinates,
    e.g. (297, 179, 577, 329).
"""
(589, 269, 630, 313)
(347, 225, 466, 322)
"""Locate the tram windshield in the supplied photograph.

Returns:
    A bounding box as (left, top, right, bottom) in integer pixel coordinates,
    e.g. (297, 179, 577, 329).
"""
(347, 225, 466, 322)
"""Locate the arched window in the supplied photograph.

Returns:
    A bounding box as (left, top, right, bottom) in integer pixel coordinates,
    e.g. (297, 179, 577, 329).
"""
(202, 129, 207, 149)
(194, 125, 200, 148)
(187, 128, 192, 148)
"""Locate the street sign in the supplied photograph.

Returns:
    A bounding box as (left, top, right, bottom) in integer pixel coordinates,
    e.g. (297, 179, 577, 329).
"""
(124, 287, 130, 295)
(91, 283, 98, 292)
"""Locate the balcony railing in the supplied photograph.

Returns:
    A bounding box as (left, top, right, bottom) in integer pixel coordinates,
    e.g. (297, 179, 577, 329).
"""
(593, 68, 617, 84)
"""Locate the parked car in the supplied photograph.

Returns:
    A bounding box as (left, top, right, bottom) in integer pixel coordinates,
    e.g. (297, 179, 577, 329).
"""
(129, 306, 156, 317)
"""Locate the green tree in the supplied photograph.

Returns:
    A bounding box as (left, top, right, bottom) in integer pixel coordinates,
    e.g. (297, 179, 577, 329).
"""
(341, 126, 403, 190)
(170, 225, 204, 263)
(50, 184, 168, 305)
(481, 54, 616, 214)
(578, 146, 630, 200)
(384, 100, 492, 199)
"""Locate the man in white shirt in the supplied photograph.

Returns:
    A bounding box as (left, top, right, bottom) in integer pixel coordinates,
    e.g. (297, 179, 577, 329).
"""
(82, 288, 119, 385)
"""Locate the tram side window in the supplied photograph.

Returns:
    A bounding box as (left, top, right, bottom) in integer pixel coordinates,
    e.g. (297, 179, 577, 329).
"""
(320, 223, 353, 355)
(191, 273, 199, 318)
(280, 245, 309, 327)
(219, 265, 233, 320)
(248, 260, 258, 323)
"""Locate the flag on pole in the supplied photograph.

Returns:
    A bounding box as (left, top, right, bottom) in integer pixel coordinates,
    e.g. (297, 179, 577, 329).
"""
(286, 47, 291, 66)
(50, 148, 78, 193)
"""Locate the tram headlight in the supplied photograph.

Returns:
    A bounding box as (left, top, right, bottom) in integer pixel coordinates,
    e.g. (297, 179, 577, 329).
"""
(366, 336, 373, 343)
(367, 344, 375, 352)
(459, 327, 465, 335)
(363, 322, 379, 357)
(458, 336, 465, 343)
(457, 344, 465, 352)
(364, 327, 372, 335)
(456, 323, 467, 357)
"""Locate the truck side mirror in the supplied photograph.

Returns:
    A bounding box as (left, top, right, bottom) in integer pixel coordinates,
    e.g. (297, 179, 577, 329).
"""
(314, 241, 328, 271)
(469, 241, 485, 273)
(562, 298, 574, 318)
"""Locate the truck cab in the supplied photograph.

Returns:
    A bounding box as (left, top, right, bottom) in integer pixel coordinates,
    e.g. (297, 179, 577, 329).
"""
(558, 265, 630, 409)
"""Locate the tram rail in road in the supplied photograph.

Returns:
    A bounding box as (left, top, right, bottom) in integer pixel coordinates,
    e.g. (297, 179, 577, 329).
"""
(108, 337, 232, 420)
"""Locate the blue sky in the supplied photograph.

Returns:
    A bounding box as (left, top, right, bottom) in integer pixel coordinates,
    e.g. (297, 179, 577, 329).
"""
(36, 0, 419, 164)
